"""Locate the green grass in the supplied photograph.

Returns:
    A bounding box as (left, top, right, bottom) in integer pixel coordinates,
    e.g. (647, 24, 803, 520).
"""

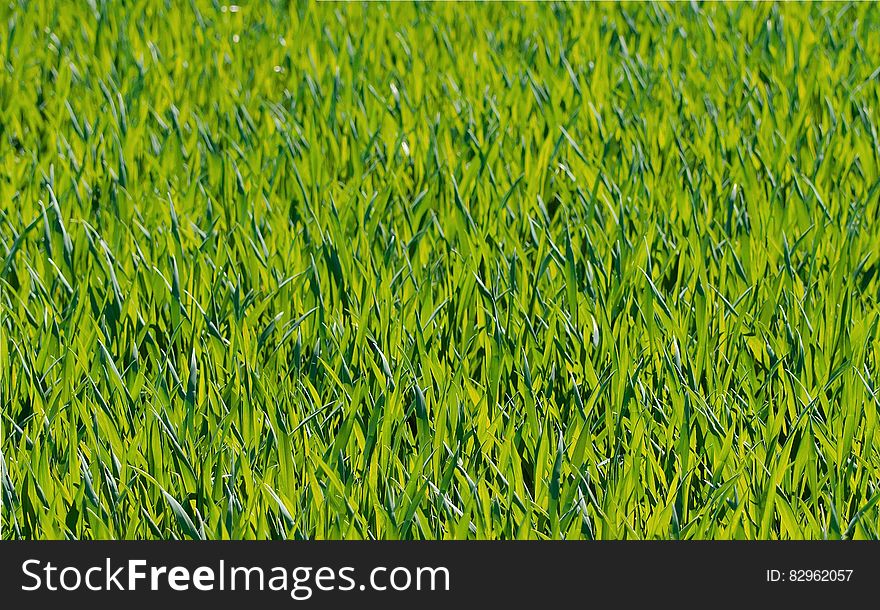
(2, 0, 880, 540)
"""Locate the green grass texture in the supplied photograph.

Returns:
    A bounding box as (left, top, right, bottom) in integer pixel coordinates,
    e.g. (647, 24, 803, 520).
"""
(2, 1, 880, 540)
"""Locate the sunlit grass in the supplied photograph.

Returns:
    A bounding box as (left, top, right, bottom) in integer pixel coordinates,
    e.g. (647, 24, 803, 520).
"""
(2, 1, 880, 540)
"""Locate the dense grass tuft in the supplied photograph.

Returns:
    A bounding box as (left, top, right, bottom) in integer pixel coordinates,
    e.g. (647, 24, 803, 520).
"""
(2, 1, 880, 539)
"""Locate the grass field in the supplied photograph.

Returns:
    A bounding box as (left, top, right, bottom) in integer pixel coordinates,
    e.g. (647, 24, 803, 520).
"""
(2, 1, 880, 540)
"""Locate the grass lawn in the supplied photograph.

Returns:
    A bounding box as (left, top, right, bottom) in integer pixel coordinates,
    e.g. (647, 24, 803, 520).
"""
(2, 1, 880, 539)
